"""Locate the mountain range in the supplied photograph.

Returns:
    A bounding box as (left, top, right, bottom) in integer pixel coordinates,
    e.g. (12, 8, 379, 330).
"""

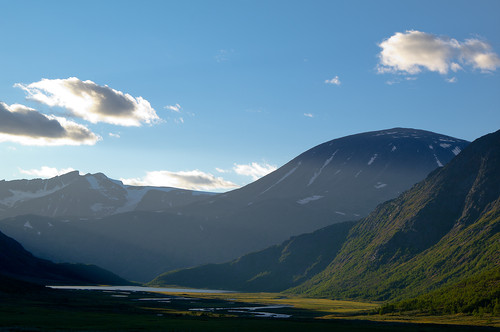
(152, 129, 499, 310)
(0, 128, 470, 281)
(0, 171, 215, 219)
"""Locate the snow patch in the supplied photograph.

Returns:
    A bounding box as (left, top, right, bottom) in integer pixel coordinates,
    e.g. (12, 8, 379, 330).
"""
(367, 154, 378, 165)
(354, 170, 362, 178)
(335, 211, 346, 216)
(261, 162, 301, 194)
(24, 221, 33, 229)
(391, 145, 397, 152)
(439, 137, 456, 143)
(440, 143, 451, 148)
(433, 154, 444, 167)
(374, 182, 387, 189)
(297, 195, 324, 205)
(452, 146, 461, 156)
(86, 175, 102, 191)
(0, 185, 66, 208)
(429, 145, 434, 150)
(308, 151, 338, 186)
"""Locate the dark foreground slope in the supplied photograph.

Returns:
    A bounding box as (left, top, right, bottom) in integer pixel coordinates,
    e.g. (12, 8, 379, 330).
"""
(0, 128, 469, 281)
(0, 229, 130, 285)
(149, 221, 355, 292)
(292, 129, 500, 301)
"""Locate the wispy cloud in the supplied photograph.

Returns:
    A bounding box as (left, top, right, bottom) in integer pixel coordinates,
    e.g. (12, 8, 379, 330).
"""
(215, 49, 234, 63)
(446, 77, 458, 83)
(109, 132, 121, 138)
(233, 162, 277, 181)
(324, 76, 341, 85)
(304, 113, 314, 118)
(377, 30, 500, 75)
(121, 170, 238, 191)
(19, 166, 77, 178)
(15, 77, 160, 126)
(0, 102, 100, 146)
(164, 103, 182, 113)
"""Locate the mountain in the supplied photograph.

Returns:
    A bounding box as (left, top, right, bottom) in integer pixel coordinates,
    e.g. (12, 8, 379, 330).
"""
(149, 221, 355, 292)
(291, 129, 500, 301)
(0, 171, 216, 219)
(0, 128, 469, 281)
(172, 128, 469, 235)
(0, 228, 131, 286)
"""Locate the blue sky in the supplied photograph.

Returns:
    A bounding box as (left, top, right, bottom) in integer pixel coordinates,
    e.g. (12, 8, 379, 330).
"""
(1, 0, 499, 191)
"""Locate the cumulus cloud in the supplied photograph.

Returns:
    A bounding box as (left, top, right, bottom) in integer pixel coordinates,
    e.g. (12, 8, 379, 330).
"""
(377, 30, 500, 75)
(0, 102, 100, 146)
(121, 170, 238, 191)
(325, 76, 341, 85)
(15, 77, 160, 126)
(233, 162, 277, 181)
(19, 166, 77, 178)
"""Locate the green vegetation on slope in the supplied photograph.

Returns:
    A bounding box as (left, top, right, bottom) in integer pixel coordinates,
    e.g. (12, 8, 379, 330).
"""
(149, 221, 354, 292)
(291, 129, 500, 301)
(379, 267, 500, 315)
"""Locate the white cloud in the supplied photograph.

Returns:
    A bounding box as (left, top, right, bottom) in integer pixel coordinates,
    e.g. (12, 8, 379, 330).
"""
(165, 103, 182, 113)
(15, 77, 160, 126)
(324, 76, 341, 85)
(304, 113, 314, 118)
(215, 167, 229, 173)
(377, 30, 500, 75)
(0, 102, 100, 146)
(446, 77, 458, 83)
(233, 162, 277, 181)
(121, 170, 238, 191)
(19, 166, 77, 178)
(109, 133, 120, 138)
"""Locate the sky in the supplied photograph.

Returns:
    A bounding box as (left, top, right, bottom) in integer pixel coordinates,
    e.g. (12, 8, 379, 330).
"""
(0, 0, 499, 191)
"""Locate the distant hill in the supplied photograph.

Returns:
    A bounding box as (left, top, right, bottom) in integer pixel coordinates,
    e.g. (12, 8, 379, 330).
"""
(0, 128, 469, 281)
(0, 228, 131, 286)
(292, 129, 500, 301)
(149, 221, 355, 292)
(0, 171, 215, 219)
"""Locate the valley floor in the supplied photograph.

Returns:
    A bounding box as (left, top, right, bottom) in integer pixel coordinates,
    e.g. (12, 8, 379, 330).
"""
(0, 287, 497, 331)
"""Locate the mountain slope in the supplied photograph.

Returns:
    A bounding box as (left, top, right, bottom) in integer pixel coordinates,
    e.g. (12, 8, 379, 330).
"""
(0, 128, 469, 281)
(149, 221, 355, 292)
(176, 128, 469, 234)
(0, 228, 131, 285)
(380, 267, 500, 315)
(292, 129, 500, 301)
(0, 171, 215, 219)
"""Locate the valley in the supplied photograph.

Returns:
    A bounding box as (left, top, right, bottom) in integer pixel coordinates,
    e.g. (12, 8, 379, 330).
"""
(1, 286, 497, 331)
(0, 128, 498, 330)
